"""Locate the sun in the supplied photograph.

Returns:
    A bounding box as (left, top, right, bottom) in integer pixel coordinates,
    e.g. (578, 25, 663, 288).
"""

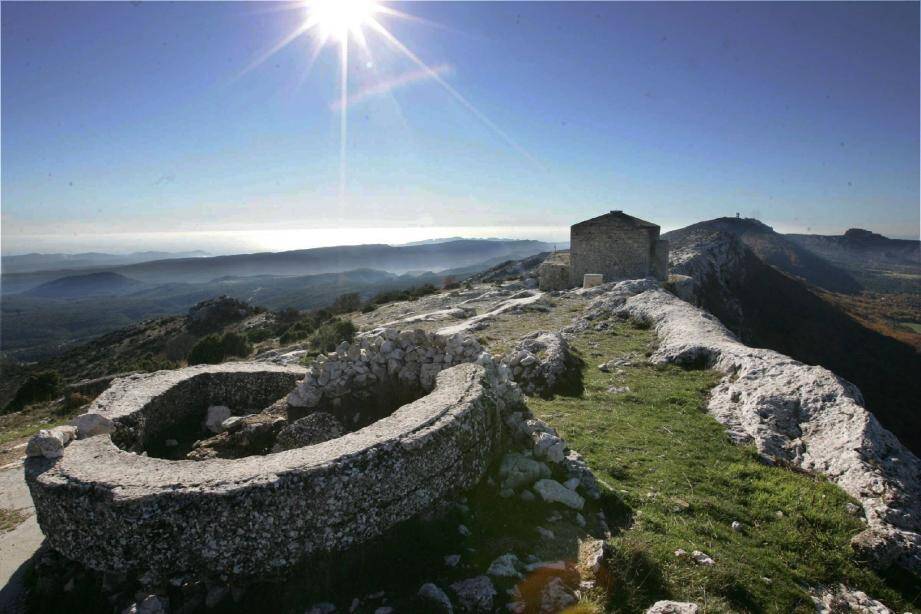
(307, 0, 380, 43)
(240, 0, 536, 203)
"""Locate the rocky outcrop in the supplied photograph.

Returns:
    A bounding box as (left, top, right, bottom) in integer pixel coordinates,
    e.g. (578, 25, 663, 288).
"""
(436, 291, 549, 336)
(585, 282, 921, 574)
(504, 331, 574, 396)
(186, 412, 287, 460)
(26, 426, 77, 459)
(664, 227, 921, 457)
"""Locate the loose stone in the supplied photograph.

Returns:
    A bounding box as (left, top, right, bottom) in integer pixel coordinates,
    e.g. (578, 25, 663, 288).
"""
(533, 479, 585, 510)
(418, 583, 453, 614)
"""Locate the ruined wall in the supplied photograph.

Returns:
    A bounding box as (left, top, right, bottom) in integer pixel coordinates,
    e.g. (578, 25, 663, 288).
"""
(537, 252, 571, 291)
(652, 239, 670, 280)
(26, 362, 521, 578)
(570, 219, 659, 284)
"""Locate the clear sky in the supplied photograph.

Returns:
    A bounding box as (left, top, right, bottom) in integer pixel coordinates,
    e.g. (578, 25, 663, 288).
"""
(2, 1, 918, 254)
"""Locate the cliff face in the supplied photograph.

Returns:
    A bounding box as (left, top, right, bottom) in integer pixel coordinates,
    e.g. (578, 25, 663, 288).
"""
(665, 227, 921, 456)
(665, 218, 862, 294)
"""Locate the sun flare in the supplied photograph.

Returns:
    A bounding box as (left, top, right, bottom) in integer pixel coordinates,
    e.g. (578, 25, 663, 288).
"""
(240, 0, 535, 204)
(307, 0, 379, 43)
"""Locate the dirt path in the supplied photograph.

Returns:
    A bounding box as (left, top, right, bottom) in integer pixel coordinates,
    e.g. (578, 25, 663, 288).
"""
(0, 454, 44, 613)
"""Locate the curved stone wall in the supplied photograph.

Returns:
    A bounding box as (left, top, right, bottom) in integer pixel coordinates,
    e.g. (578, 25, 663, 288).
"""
(286, 328, 489, 426)
(94, 363, 307, 452)
(25, 362, 517, 579)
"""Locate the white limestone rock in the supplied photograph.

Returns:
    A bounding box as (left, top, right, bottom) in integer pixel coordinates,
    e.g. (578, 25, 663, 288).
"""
(204, 405, 231, 434)
(533, 479, 585, 510)
(690, 550, 714, 566)
(592, 283, 921, 575)
(539, 577, 577, 613)
(498, 453, 551, 491)
(645, 601, 699, 614)
(503, 331, 573, 396)
(532, 432, 565, 464)
(579, 538, 606, 574)
(26, 426, 76, 459)
(74, 412, 114, 438)
(810, 584, 893, 614)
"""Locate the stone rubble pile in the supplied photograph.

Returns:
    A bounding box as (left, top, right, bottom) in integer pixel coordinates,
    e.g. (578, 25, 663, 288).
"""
(286, 328, 489, 416)
(503, 331, 574, 396)
(186, 412, 286, 460)
(810, 584, 895, 614)
(502, 410, 603, 502)
(583, 281, 921, 575)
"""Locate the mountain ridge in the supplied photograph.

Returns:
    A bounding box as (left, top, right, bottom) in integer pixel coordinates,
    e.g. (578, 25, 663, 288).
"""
(665, 223, 921, 455)
(1, 239, 553, 294)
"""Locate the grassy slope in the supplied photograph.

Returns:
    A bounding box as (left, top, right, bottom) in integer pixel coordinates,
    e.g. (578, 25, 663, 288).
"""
(524, 322, 918, 612)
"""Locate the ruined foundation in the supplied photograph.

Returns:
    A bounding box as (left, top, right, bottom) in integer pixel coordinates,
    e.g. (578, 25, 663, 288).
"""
(25, 351, 520, 579)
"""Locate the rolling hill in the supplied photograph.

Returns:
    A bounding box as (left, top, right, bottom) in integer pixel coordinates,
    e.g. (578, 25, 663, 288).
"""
(787, 228, 921, 294)
(0, 250, 209, 274)
(1, 239, 553, 294)
(23, 272, 145, 299)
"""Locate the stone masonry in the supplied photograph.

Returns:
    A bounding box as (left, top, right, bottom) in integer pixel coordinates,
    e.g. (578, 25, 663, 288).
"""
(539, 211, 669, 290)
(570, 211, 668, 284)
(25, 342, 524, 579)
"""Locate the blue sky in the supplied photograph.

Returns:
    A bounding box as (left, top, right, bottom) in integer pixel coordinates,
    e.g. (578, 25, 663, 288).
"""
(2, 1, 918, 254)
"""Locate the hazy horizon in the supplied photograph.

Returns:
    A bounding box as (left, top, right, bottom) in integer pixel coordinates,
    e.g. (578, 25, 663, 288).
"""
(2, 2, 919, 255)
(5, 216, 920, 258)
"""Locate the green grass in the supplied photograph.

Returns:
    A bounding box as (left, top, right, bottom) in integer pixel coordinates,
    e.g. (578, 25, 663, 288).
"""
(526, 321, 919, 613)
(477, 296, 587, 356)
(0, 403, 74, 447)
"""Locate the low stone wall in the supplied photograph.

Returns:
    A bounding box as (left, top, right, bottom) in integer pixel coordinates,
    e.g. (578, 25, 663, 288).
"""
(90, 364, 307, 452)
(504, 331, 574, 397)
(286, 328, 490, 426)
(25, 362, 521, 579)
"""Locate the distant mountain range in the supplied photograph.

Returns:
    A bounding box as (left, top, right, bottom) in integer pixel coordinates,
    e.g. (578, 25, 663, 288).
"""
(786, 229, 920, 293)
(1, 239, 553, 294)
(23, 272, 145, 299)
(1, 250, 210, 274)
(787, 228, 920, 268)
(0, 239, 553, 360)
